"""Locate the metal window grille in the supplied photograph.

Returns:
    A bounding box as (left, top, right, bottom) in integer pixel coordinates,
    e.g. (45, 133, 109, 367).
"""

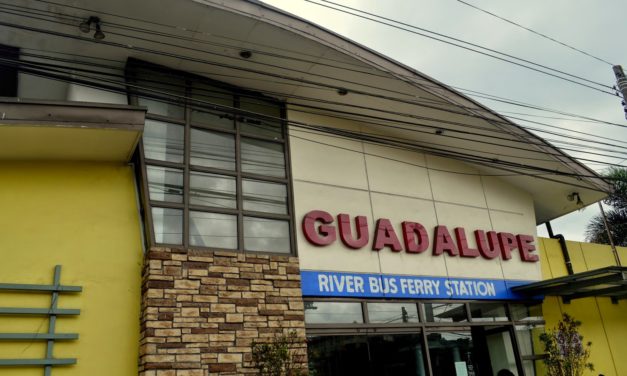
(0, 265, 81, 375)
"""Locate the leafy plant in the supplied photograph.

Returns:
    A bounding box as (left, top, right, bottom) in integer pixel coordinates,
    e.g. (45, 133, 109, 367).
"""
(539, 313, 593, 376)
(586, 167, 627, 246)
(252, 330, 305, 376)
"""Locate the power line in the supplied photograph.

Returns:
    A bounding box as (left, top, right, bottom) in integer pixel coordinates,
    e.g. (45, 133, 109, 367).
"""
(303, 0, 616, 95)
(0, 1, 398, 82)
(1, 45, 617, 170)
(2, 52, 626, 171)
(2, 56, 622, 185)
(0, 13, 622, 174)
(4, 42, 625, 135)
(2, 3, 625, 132)
(456, 0, 614, 66)
(0, 7, 426, 101)
(4, 54, 626, 164)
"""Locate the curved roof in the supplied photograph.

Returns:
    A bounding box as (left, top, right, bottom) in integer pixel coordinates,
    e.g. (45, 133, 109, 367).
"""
(0, 0, 611, 222)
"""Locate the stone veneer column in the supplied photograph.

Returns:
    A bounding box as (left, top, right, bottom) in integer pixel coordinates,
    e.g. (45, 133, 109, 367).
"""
(138, 247, 308, 376)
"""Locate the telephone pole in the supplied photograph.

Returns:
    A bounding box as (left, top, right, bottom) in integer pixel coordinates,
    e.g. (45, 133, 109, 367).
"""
(613, 65, 627, 119)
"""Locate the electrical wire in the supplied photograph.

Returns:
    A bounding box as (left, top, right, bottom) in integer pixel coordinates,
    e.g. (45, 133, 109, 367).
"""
(1, 46, 621, 160)
(2, 7, 620, 134)
(3, 43, 624, 137)
(456, 0, 614, 66)
(303, 0, 616, 95)
(2, 56, 621, 188)
(3, 54, 626, 164)
(0, 11, 620, 181)
(1, 1, 624, 120)
(2, 52, 626, 173)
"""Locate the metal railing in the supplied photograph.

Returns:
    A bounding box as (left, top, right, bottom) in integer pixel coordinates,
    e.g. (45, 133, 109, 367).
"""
(0, 265, 81, 375)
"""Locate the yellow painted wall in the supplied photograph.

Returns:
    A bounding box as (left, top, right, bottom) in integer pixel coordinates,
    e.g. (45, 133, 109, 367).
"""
(539, 237, 627, 376)
(0, 162, 143, 376)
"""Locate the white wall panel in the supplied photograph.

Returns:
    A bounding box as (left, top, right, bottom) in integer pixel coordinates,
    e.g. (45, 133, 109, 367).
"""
(289, 108, 540, 283)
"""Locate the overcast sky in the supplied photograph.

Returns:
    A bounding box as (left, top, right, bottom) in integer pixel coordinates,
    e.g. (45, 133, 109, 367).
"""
(262, 0, 627, 241)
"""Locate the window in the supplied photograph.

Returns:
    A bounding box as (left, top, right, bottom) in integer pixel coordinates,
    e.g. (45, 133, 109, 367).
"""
(128, 60, 293, 254)
(0, 44, 19, 97)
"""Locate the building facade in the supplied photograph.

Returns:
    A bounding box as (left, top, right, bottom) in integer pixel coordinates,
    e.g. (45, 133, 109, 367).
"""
(0, 1, 625, 375)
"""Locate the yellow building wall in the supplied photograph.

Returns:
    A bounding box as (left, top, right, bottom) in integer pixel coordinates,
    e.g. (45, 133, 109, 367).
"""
(0, 162, 143, 376)
(539, 237, 627, 376)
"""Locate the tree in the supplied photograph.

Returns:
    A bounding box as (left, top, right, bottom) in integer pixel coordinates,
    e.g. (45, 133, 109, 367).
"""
(252, 331, 305, 376)
(539, 313, 593, 376)
(585, 167, 627, 247)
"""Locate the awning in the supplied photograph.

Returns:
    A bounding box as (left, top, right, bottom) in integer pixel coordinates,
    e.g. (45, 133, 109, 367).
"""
(0, 99, 145, 162)
(512, 266, 627, 304)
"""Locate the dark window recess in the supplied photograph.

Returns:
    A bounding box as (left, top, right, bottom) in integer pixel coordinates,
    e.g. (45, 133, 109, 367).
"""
(126, 59, 295, 254)
(0, 44, 19, 97)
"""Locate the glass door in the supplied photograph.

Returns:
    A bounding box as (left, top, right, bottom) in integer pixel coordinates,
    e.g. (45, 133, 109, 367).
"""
(426, 330, 478, 376)
(426, 326, 521, 376)
(307, 332, 427, 376)
(483, 326, 520, 376)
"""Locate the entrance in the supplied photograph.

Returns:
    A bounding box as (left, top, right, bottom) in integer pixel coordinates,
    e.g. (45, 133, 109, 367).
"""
(307, 332, 427, 376)
(426, 326, 519, 376)
(308, 327, 518, 376)
(304, 300, 541, 376)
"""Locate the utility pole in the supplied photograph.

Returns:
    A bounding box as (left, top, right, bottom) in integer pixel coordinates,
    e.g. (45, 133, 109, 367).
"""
(598, 202, 621, 266)
(613, 65, 627, 119)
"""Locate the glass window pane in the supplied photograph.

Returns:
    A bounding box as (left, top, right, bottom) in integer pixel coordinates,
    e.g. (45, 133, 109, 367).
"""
(143, 119, 184, 163)
(135, 71, 185, 118)
(422, 303, 467, 323)
(243, 217, 290, 253)
(191, 109, 234, 131)
(191, 82, 234, 130)
(304, 301, 363, 324)
(147, 166, 183, 203)
(307, 334, 426, 376)
(469, 302, 508, 322)
(190, 128, 235, 170)
(516, 323, 544, 357)
(152, 207, 182, 245)
(367, 302, 419, 324)
(241, 138, 285, 177)
(190, 172, 236, 209)
(189, 211, 237, 249)
(427, 331, 477, 376)
(239, 97, 282, 139)
(510, 303, 543, 321)
(243, 179, 287, 214)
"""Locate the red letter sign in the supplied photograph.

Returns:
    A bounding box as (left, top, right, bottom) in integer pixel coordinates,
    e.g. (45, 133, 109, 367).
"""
(302, 210, 336, 246)
(338, 214, 369, 249)
(455, 228, 479, 258)
(433, 226, 459, 256)
(372, 219, 403, 252)
(475, 230, 501, 259)
(517, 235, 539, 262)
(402, 221, 429, 253)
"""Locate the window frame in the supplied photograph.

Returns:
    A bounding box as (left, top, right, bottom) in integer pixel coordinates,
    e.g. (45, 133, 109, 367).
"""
(127, 59, 296, 255)
(304, 298, 544, 376)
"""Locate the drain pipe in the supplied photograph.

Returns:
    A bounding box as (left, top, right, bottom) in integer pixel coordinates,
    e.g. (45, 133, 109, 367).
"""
(545, 222, 574, 275)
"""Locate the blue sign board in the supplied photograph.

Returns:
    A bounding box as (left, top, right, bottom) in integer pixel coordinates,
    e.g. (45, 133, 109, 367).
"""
(301, 270, 535, 300)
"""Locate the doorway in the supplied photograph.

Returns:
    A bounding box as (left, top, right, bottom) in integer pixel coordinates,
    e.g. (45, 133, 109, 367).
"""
(308, 327, 521, 376)
(426, 326, 520, 376)
(307, 332, 427, 376)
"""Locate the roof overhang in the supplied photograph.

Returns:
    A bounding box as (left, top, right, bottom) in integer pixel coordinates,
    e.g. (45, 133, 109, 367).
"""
(0, 99, 145, 162)
(512, 266, 627, 304)
(0, 0, 612, 221)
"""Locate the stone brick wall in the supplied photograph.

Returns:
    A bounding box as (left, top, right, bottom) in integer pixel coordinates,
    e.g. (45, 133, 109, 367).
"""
(139, 247, 307, 376)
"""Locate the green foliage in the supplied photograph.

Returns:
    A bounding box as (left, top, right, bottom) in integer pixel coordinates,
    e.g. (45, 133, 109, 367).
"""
(252, 331, 304, 376)
(539, 314, 593, 376)
(586, 167, 627, 246)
